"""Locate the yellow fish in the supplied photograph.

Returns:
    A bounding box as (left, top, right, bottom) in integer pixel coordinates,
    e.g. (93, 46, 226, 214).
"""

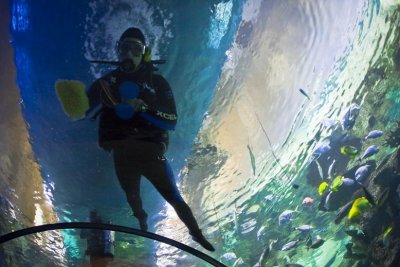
(340, 145, 359, 157)
(348, 206, 361, 220)
(348, 197, 370, 221)
(319, 182, 329, 196)
(331, 176, 344, 191)
(383, 226, 393, 247)
(384, 226, 393, 238)
(356, 197, 371, 211)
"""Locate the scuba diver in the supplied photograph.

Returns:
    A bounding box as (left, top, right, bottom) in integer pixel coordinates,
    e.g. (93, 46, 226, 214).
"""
(85, 27, 215, 252)
(80, 210, 114, 267)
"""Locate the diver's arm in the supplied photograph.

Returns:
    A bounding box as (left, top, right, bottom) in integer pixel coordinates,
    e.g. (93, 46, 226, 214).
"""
(85, 80, 102, 116)
(85, 78, 117, 119)
(139, 75, 177, 130)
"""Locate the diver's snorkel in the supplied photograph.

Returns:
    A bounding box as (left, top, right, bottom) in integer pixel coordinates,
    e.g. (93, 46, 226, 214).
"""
(89, 44, 165, 71)
(89, 58, 166, 71)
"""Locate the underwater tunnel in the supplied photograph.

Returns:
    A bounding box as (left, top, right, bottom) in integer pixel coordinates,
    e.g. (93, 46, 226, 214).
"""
(1, 0, 400, 266)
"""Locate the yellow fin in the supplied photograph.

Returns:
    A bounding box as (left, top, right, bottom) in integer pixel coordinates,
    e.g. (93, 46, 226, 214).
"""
(348, 206, 361, 220)
(318, 182, 329, 196)
(55, 80, 89, 120)
(383, 226, 393, 238)
(331, 176, 343, 191)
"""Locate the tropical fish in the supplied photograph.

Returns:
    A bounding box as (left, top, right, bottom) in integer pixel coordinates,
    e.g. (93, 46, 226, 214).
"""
(265, 194, 274, 202)
(348, 197, 370, 221)
(256, 239, 278, 266)
(247, 144, 256, 176)
(221, 252, 237, 262)
(356, 197, 371, 211)
(233, 257, 244, 266)
(355, 165, 371, 182)
(308, 236, 325, 249)
(341, 104, 360, 130)
(313, 142, 331, 155)
(364, 130, 383, 140)
(299, 88, 311, 100)
(281, 240, 299, 251)
(348, 205, 361, 221)
(340, 145, 359, 157)
(383, 226, 392, 248)
(256, 226, 266, 241)
(302, 197, 314, 206)
(257, 246, 269, 267)
(342, 177, 355, 186)
(318, 182, 329, 196)
(296, 225, 313, 232)
(327, 160, 336, 180)
(315, 160, 324, 180)
(324, 191, 333, 210)
(321, 118, 336, 130)
(334, 201, 353, 224)
(383, 227, 392, 238)
(331, 176, 343, 191)
(279, 210, 295, 225)
(360, 145, 379, 160)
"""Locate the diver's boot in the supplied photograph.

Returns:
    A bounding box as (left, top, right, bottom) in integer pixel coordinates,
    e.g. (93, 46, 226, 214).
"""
(139, 220, 148, 232)
(190, 230, 215, 252)
(135, 213, 148, 231)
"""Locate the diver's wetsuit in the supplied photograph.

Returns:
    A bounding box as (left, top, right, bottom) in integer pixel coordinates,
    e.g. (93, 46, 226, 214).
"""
(86, 64, 202, 234)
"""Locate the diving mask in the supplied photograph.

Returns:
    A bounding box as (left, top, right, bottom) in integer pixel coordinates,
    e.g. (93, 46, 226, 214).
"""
(117, 39, 146, 57)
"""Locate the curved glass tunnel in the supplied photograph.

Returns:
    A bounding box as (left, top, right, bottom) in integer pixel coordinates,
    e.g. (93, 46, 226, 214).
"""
(1, 0, 400, 266)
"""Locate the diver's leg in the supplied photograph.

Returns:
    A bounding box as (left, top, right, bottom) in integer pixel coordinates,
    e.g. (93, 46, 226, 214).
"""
(143, 156, 215, 251)
(113, 148, 148, 231)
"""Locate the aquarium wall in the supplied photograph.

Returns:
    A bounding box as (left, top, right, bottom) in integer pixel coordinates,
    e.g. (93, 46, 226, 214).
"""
(1, 0, 400, 266)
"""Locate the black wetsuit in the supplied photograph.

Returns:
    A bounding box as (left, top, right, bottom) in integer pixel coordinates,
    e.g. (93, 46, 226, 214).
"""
(86, 64, 202, 234)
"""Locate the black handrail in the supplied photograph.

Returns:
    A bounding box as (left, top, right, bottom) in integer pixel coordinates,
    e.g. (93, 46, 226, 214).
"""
(0, 222, 227, 267)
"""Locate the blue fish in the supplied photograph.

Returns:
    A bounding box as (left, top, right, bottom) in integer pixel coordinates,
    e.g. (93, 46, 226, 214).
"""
(296, 225, 314, 232)
(315, 160, 324, 180)
(313, 142, 331, 155)
(299, 88, 311, 100)
(361, 145, 379, 160)
(341, 104, 360, 130)
(256, 226, 266, 241)
(355, 165, 371, 182)
(328, 160, 336, 180)
(281, 240, 299, 251)
(342, 177, 355, 186)
(264, 194, 274, 202)
(364, 130, 383, 140)
(321, 118, 336, 130)
(221, 252, 237, 262)
(308, 142, 331, 164)
(325, 191, 334, 210)
(279, 210, 294, 225)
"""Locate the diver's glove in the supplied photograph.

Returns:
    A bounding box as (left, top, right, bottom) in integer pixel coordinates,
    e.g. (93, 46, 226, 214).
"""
(126, 98, 148, 112)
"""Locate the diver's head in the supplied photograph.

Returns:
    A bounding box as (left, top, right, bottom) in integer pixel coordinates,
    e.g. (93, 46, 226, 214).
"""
(116, 27, 146, 72)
